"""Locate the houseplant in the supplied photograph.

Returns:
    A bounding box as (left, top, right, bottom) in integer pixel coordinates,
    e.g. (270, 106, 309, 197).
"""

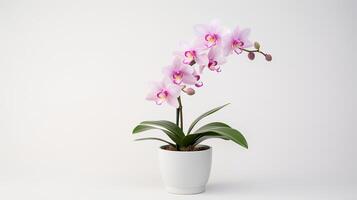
(132, 20, 271, 194)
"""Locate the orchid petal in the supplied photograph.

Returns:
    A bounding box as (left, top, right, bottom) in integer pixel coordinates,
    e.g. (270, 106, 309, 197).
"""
(167, 84, 181, 98)
(199, 65, 205, 74)
(222, 40, 233, 56)
(217, 56, 227, 65)
(182, 74, 198, 85)
(166, 96, 179, 107)
(239, 28, 251, 41)
(146, 92, 157, 101)
(195, 54, 209, 66)
(232, 26, 240, 37)
(244, 40, 253, 48)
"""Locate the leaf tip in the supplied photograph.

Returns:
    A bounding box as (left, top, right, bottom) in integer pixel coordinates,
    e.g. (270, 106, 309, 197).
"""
(132, 125, 142, 134)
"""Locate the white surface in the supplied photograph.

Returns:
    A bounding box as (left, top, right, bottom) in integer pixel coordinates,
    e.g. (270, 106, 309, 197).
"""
(158, 146, 212, 194)
(1, 178, 356, 200)
(1, 0, 357, 199)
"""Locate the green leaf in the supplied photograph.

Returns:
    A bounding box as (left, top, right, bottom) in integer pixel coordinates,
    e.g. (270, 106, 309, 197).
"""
(181, 122, 230, 146)
(187, 103, 230, 134)
(194, 122, 231, 133)
(134, 137, 175, 146)
(132, 124, 182, 145)
(195, 127, 248, 149)
(181, 133, 204, 147)
(133, 124, 156, 133)
(141, 120, 185, 138)
(193, 135, 228, 146)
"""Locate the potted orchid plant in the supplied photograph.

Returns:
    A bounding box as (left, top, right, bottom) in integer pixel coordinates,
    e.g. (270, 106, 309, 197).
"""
(132, 20, 271, 194)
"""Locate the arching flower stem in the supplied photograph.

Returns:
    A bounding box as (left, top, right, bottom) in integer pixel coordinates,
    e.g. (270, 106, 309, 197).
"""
(238, 47, 268, 57)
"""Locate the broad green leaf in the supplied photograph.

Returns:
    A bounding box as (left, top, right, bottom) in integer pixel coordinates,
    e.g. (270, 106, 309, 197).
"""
(132, 124, 181, 145)
(194, 122, 231, 133)
(193, 135, 228, 146)
(181, 132, 220, 146)
(162, 130, 181, 145)
(194, 127, 248, 149)
(181, 133, 204, 147)
(135, 137, 175, 146)
(181, 122, 230, 146)
(141, 120, 185, 138)
(187, 103, 230, 134)
(189, 122, 232, 146)
(182, 132, 231, 147)
(133, 124, 156, 133)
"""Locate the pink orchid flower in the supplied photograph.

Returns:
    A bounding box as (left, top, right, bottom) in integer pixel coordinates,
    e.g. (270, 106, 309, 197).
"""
(199, 47, 227, 73)
(223, 27, 252, 56)
(194, 20, 224, 48)
(146, 79, 181, 107)
(163, 57, 197, 85)
(174, 41, 209, 67)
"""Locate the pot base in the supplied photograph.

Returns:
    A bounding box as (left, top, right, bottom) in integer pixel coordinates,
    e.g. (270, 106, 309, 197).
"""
(165, 186, 205, 195)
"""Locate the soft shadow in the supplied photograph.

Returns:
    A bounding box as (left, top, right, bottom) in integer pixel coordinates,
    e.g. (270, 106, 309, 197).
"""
(205, 180, 260, 195)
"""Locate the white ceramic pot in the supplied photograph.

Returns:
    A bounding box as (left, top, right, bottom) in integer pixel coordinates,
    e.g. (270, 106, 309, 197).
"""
(158, 145, 212, 195)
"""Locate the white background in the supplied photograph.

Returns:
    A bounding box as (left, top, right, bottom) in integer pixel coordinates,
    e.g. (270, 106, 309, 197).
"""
(1, 0, 356, 199)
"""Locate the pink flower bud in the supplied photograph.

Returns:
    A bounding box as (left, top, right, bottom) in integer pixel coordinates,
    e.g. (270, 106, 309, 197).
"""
(185, 87, 195, 95)
(265, 54, 272, 61)
(248, 52, 255, 60)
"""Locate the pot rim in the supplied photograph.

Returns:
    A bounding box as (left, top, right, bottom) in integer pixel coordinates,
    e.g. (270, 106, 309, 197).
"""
(159, 144, 212, 153)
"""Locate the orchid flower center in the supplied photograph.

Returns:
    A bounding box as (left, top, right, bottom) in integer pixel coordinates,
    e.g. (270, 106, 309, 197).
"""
(156, 90, 169, 105)
(208, 60, 218, 71)
(172, 71, 184, 84)
(232, 39, 244, 49)
(194, 74, 203, 87)
(183, 50, 196, 64)
(205, 34, 218, 47)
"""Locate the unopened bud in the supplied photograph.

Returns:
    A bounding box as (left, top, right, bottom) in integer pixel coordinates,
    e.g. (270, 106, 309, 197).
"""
(185, 87, 195, 95)
(248, 52, 255, 60)
(254, 42, 260, 50)
(265, 54, 272, 61)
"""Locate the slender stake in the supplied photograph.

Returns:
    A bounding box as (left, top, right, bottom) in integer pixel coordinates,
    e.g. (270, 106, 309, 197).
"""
(177, 96, 183, 131)
(176, 107, 179, 126)
(175, 107, 180, 151)
(175, 96, 183, 151)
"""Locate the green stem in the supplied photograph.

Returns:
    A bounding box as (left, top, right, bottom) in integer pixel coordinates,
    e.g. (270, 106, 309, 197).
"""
(238, 47, 267, 57)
